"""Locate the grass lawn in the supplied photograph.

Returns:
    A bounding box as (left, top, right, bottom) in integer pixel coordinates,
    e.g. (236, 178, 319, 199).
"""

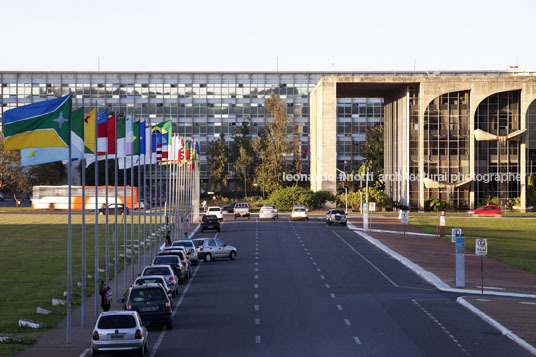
(0, 213, 163, 356)
(410, 216, 536, 274)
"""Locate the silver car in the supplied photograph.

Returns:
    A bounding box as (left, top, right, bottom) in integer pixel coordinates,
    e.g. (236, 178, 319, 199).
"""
(326, 209, 347, 225)
(141, 265, 179, 297)
(91, 311, 148, 356)
(291, 205, 309, 221)
(171, 240, 199, 265)
(192, 238, 237, 262)
(134, 275, 172, 296)
(259, 205, 277, 220)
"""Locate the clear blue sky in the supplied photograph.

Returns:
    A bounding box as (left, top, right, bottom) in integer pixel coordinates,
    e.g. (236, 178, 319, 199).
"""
(3, 0, 535, 72)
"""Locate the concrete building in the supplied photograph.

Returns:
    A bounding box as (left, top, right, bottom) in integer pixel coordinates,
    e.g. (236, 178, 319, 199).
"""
(310, 72, 536, 211)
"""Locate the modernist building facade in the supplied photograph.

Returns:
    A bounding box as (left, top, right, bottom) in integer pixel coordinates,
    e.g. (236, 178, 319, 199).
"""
(0, 71, 384, 190)
(310, 72, 536, 211)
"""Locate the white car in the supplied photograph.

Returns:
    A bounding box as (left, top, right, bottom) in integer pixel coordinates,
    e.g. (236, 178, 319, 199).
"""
(206, 206, 223, 222)
(91, 311, 148, 357)
(291, 205, 308, 221)
(259, 206, 277, 220)
(171, 240, 199, 265)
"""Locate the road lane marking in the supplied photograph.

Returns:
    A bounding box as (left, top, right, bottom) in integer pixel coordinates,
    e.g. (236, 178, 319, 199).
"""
(325, 284, 331, 288)
(254, 305, 259, 311)
(255, 318, 260, 325)
(313, 262, 317, 266)
(254, 284, 259, 288)
(344, 319, 351, 326)
(337, 305, 343, 311)
(255, 267, 258, 272)
(317, 268, 321, 272)
(332, 231, 399, 288)
(150, 262, 202, 357)
(255, 262, 259, 265)
(520, 302, 536, 305)
(331, 293, 336, 298)
(256, 336, 261, 344)
(353, 336, 361, 345)
(320, 275, 325, 279)
(254, 293, 259, 299)
(255, 275, 259, 279)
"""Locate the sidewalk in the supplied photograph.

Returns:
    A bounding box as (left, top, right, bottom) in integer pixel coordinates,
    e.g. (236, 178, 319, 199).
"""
(347, 214, 536, 353)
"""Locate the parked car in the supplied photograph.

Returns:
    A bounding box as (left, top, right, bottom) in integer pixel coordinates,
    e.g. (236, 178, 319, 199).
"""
(291, 205, 308, 221)
(259, 205, 277, 221)
(233, 202, 251, 220)
(200, 215, 221, 232)
(206, 206, 224, 222)
(135, 199, 145, 210)
(99, 203, 129, 216)
(222, 202, 237, 213)
(0, 193, 4, 201)
(171, 240, 199, 265)
(468, 205, 502, 217)
(192, 238, 237, 262)
(152, 255, 188, 284)
(326, 209, 347, 225)
(91, 311, 148, 357)
(121, 283, 173, 330)
(134, 276, 172, 296)
(158, 249, 192, 279)
(141, 265, 179, 297)
(268, 205, 279, 219)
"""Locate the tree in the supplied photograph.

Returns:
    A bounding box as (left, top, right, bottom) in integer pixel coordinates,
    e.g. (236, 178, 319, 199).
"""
(527, 173, 536, 206)
(231, 120, 256, 197)
(235, 146, 254, 198)
(208, 134, 228, 193)
(28, 162, 66, 186)
(0, 133, 30, 193)
(360, 125, 384, 177)
(253, 94, 289, 196)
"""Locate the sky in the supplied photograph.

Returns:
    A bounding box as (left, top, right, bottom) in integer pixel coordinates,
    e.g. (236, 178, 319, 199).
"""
(2, 0, 535, 72)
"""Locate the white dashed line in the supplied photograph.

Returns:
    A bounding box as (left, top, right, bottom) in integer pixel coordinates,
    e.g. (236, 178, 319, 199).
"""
(317, 268, 321, 272)
(309, 257, 314, 260)
(320, 275, 325, 279)
(255, 275, 259, 279)
(344, 319, 351, 326)
(353, 336, 361, 345)
(254, 284, 259, 288)
(520, 301, 536, 305)
(330, 293, 336, 298)
(325, 284, 331, 288)
(337, 305, 343, 311)
(256, 336, 261, 344)
(255, 318, 260, 325)
(255, 262, 259, 265)
(254, 305, 259, 311)
(255, 268, 258, 272)
(313, 262, 317, 266)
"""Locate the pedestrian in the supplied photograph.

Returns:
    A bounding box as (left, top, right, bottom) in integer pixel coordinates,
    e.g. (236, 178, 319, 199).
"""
(165, 231, 171, 246)
(183, 232, 189, 240)
(99, 281, 107, 312)
(102, 286, 112, 312)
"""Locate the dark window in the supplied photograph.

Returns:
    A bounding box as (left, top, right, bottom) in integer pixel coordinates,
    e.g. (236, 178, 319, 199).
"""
(98, 315, 136, 329)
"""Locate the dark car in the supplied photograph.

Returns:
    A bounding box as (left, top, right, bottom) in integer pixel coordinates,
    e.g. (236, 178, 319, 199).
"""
(152, 255, 187, 284)
(99, 203, 129, 216)
(121, 283, 173, 329)
(222, 202, 237, 213)
(201, 215, 221, 233)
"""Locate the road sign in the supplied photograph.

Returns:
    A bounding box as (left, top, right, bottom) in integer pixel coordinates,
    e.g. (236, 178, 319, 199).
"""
(400, 211, 409, 224)
(451, 228, 462, 243)
(475, 238, 488, 256)
(369, 202, 376, 212)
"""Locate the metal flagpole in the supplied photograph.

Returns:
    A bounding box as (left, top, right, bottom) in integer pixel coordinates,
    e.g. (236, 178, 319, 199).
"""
(114, 114, 119, 297)
(105, 112, 110, 286)
(149, 120, 153, 261)
(137, 134, 142, 275)
(143, 120, 147, 267)
(123, 156, 127, 288)
(81, 102, 86, 329)
(131, 142, 135, 281)
(67, 93, 73, 344)
(94, 102, 100, 317)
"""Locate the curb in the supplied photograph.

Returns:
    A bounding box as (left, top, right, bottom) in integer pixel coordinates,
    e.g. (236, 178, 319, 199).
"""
(457, 297, 536, 356)
(79, 348, 90, 357)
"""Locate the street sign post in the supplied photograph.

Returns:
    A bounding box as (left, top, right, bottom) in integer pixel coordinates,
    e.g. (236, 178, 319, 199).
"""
(475, 238, 488, 295)
(439, 211, 446, 237)
(369, 202, 376, 212)
(451, 228, 462, 243)
(400, 211, 409, 249)
(455, 233, 465, 287)
(363, 203, 369, 231)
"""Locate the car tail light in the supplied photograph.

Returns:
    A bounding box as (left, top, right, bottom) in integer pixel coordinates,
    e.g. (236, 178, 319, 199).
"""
(135, 329, 143, 339)
(169, 276, 174, 281)
(188, 249, 194, 253)
(126, 302, 132, 310)
(199, 246, 204, 251)
(165, 300, 172, 311)
(93, 331, 100, 340)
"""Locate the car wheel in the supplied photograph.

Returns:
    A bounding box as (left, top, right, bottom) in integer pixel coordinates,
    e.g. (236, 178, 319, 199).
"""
(234, 216, 237, 220)
(92, 349, 100, 356)
(144, 342, 148, 353)
(326, 221, 331, 225)
(99, 211, 104, 216)
(217, 228, 221, 232)
(229, 251, 236, 260)
(201, 228, 204, 233)
(167, 319, 173, 330)
(205, 253, 212, 262)
(136, 346, 144, 357)
(342, 222, 347, 226)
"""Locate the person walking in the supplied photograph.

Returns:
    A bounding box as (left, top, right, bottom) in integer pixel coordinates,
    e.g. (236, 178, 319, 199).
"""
(102, 286, 112, 312)
(183, 232, 189, 240)
(99, 282, 107, 312)
(165, 231, 171, 246)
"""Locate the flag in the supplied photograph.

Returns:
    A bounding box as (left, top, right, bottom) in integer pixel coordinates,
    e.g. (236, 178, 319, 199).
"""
(107, 114, 116, 155)
(20, 107, 85, 166)
(195, 141, 200, 161)
(84, 108, 96, 154)
(116, 114, 126, 158)
(178, 138, 183, 164)
(2, 94, 72, 151)
(126, 116, 134, 156)
(140, 120, 146, 156)
(154, 120, 172, 161)
(97, 109, 108, 155)
(185, 140, 190, 162)
(151, 128, 162, 161)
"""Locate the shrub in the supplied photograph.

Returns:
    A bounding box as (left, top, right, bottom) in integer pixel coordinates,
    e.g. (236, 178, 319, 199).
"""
(267, 187, 335, 210)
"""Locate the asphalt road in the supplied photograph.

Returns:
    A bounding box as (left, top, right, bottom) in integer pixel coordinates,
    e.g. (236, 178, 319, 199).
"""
(112, 214, 528, 357)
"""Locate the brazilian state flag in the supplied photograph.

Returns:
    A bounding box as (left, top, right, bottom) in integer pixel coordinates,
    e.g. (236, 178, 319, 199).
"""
(2, 94, 72, 151)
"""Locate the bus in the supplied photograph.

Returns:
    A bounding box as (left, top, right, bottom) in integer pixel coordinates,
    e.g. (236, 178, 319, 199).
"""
(32, 185, 138, 210)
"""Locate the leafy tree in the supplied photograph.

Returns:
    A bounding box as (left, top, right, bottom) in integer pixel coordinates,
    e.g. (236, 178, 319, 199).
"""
(231, 120, 256, 197)
(0, 133, 30, 193)
(208, 134, 228, 193)
(360, 125, 384, 177)
(528, 173, 536, 206)
(28, 162, 66, 186)
(235, 146, 254, 197)
(267, 186, 334, 210)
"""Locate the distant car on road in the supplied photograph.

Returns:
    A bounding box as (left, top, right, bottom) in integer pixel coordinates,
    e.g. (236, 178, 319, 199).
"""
(192, 237, 237, 262)
(207, 206, 224, 222)
(0, 193, 4, 202)
(291, 205, 308, 221)
(91, 311, 148, 357)
(233, 202, 251, 220)
(259, 205, 278, 221)
(200, 215, 221, 232)
(326, 209, 347, 225)
(222, 202, 237, 213)
(99, 203, 129, 216)
(468, 205, 502, 217)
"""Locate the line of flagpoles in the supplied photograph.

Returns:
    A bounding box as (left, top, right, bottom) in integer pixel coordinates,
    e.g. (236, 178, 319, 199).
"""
(1, 94, 200, 343)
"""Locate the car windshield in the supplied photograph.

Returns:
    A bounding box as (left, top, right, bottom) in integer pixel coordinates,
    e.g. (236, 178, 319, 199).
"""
(332, 210, 345, 214)
(130, 287, 166, 302)
(203, 215, 218, 221)
(154, 256, 178, 265)
(97, 314, 136, 329)
(294, 208, 306, 212)
(208, 208, 220, 212)
(144, 268, 170, 276)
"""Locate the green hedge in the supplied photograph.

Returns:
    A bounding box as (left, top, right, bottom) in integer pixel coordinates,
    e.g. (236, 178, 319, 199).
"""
(267, 187, 334, 210)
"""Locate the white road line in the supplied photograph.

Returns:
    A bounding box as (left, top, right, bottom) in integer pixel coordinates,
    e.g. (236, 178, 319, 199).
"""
(337, 305, 343, 311)
(150, 262, 202, 357)
(332, 231, 399, 288)
(255, 275, 259, 279)
(255, 318, 260, 325)
(254, 293, 259, 299)
(353, 336, 362, 345)
(325, 284, 331, 288)
(344, 319, 351, 326)
(330, 293, 336, 298)
(520, 302, 536, 305)
(256, 335, 261, 344)
(317, 268, 321, 272)
(255, 267, 258, 272)
(255, 262, 259, 265)
(254, 304, 259, 311)
(313, 262, 317, 266)
(254, 284, 259, 288)
(320, 275, 325, 279)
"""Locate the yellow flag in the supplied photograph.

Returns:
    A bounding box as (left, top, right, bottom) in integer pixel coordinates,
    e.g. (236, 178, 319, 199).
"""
(84, 108, 97, 153)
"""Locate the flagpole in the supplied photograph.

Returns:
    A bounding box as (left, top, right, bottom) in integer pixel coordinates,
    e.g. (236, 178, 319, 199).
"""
(123, 156, 127, 288)
(130, 136, 135, 282)
(94, 102, 99, 317)
(66, 93, 73, 344)
(105, 127, 110, 286)
(114, 114, 119, 297)
(81, 102, 87, 329)
(143, 123, 147, 268)
(149, 119, 153, 261)
(138, 144, 142, 276)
